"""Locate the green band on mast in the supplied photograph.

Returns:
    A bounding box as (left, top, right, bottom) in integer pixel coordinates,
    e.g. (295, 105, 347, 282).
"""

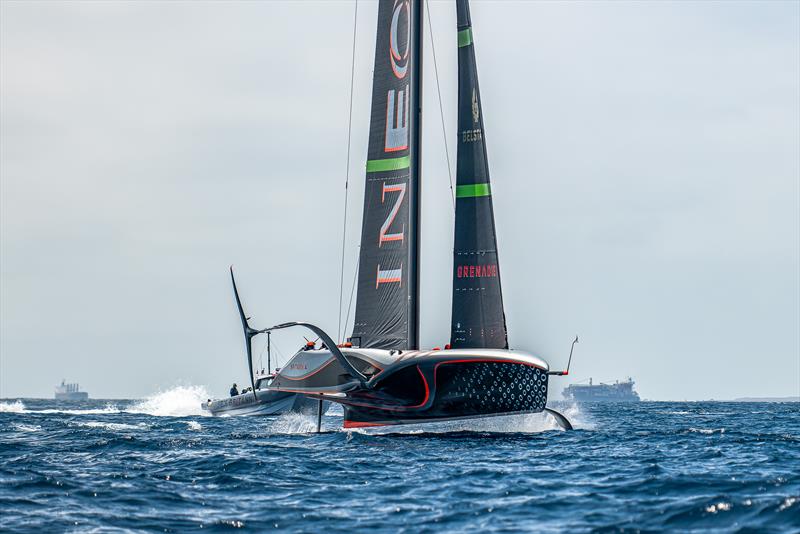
(366, 155, 411, 173)
(458, 28, 473, 48)
(456, 183, 491, 198)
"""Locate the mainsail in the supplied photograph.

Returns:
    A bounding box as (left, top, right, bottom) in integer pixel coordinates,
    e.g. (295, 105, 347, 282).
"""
(351, 0, 423, 350)
(450, 0, 508, 349)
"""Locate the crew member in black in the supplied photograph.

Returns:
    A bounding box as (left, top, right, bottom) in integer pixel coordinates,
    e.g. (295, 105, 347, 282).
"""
(230, 383, 239, 397)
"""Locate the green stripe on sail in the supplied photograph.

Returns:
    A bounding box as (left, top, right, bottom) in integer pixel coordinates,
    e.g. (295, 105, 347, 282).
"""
(366, 155, 410, 173)
(458, 28, 473, 48)
(456, 183, 491, 198)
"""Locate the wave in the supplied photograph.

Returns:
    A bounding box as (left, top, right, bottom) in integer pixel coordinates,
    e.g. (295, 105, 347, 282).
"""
(0, 400, 26, 413)
(36, 404, 121, 415)
(1, 401, 796, 532)
(325, 403, 343, 416)
(1, 400, 123, 416)
(778, 496, 797, 512)
(2, 387, 210, 418)
(556, 403, 594, 430)
(705, 501, 732, 513)
(127, 385, 210, 417)
(12, 423, 41, 432)
(74, 421, 150, 432)
(452, 404, 593, 433)
(688, 427, 726, 435)
(270, 412, 321, 434)
(444, 413, 564, 433)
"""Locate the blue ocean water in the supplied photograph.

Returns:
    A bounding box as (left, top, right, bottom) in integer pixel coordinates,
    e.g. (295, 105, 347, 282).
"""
(1, 390, 798, 532)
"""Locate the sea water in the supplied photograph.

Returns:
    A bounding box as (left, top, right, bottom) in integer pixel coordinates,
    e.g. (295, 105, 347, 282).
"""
(1, 390, 798, 532)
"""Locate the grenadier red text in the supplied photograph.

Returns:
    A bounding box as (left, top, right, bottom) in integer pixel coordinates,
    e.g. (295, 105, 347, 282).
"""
(457, 264, 498, 278)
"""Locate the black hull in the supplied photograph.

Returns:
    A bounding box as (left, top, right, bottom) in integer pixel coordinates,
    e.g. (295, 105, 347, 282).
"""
(340, 360, 548, 428)
(267, 347, 551, 428)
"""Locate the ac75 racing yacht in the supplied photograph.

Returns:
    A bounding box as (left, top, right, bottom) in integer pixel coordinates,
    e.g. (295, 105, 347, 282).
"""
(245, 0, 574, 431)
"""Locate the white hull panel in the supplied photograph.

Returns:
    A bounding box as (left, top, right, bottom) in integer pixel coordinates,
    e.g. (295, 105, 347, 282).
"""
(202, 390, 328, 417)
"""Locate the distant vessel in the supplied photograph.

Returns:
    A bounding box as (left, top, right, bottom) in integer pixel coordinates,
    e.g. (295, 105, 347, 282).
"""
(563, 378, 640, 402)
(54, 380, 89, 401)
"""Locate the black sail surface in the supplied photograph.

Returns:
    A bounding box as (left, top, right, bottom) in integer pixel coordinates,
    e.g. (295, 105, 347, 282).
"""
(450, 0, 508, 349)
(351, 0, 422, 350)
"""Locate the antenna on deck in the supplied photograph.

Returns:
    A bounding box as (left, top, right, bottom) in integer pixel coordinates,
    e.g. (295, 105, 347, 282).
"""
(548, 335, 579, 376)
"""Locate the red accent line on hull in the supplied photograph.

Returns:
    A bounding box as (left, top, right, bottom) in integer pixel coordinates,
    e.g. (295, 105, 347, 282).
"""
(414, 365, 430, 408)
(339, 365, 431, 412)
(343, 420, 387, 429)
(341, 361, 541, 419)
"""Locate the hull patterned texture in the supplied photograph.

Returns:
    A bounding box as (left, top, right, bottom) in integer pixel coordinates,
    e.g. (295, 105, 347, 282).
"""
(436, 362, 547, 415)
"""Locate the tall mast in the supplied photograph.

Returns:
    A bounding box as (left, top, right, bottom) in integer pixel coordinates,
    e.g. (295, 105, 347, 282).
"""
(408, 0, 423, 350)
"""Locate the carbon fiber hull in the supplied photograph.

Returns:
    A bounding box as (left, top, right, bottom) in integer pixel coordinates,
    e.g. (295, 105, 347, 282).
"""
(341, 360, 548, 428)
(268, 348, 549, 428)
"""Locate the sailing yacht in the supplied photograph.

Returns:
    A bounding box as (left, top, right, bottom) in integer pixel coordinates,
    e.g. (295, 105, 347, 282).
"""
(251, 0, 572, 430)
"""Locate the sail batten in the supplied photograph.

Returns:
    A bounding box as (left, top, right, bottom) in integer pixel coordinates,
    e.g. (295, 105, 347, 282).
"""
(351, 0, 422, 350)
(450, 0, 508, 349)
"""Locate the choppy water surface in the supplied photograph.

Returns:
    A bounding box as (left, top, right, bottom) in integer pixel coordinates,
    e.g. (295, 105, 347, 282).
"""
(1, 390, 798, 532)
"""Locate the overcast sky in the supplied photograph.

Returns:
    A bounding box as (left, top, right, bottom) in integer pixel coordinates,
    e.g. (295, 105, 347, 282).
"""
(1, 0, 798, 400)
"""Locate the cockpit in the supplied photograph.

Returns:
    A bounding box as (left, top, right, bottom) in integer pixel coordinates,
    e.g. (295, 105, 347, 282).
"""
(254, 374, 276, 390)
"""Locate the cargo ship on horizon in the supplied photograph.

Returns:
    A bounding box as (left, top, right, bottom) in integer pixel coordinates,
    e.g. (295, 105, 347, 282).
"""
(563, 378, 640, 402)
(54, 380, 89, 401)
